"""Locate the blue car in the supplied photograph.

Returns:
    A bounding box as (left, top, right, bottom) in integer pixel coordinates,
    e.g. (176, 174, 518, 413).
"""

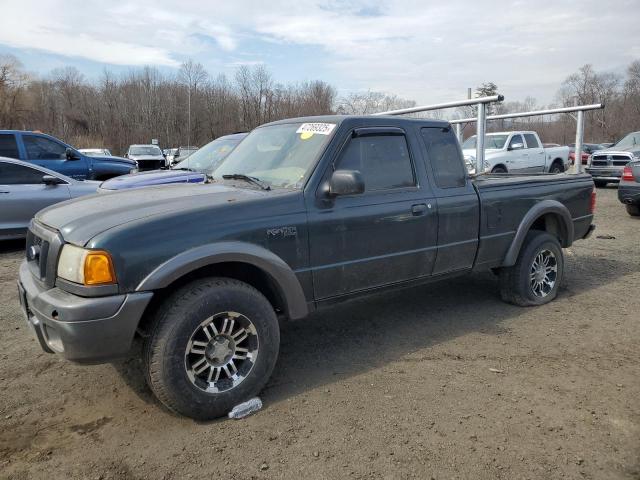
(99, 133, 247, 191)
(0, 130, 136, 180)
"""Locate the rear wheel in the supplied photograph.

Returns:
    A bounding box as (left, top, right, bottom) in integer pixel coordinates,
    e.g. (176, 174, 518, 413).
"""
(491, 166, 508, 174)
(498, 231, 564, 306)
(626, 204, 640, 217)
(549, 162, 564, 174)
(143, 277, 280, 420)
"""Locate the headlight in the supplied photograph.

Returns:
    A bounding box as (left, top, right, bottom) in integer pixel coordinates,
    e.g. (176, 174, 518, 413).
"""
(57, 244, 116, 285)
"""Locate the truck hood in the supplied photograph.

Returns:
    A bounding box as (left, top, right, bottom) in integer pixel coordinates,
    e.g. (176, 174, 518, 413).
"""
(128, 154, 165, 161)
(593, 146, 640, 157)
(99, 169, 205, 190)
(90, 155, 136, 166)
(36, 183, 267, 245)
(462, 148, 502, 157)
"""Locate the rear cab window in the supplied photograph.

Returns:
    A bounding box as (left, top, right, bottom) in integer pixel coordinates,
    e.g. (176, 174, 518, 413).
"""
(523, 134, 540, 149)
(0, 134, 20, 158)
(420, 127, 466, 188)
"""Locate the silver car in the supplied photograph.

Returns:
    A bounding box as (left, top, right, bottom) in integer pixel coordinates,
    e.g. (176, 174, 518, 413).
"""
(0, 157, 99, 240)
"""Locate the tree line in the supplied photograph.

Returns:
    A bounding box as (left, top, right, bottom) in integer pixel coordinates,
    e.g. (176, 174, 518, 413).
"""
(1, 54, 639, 155)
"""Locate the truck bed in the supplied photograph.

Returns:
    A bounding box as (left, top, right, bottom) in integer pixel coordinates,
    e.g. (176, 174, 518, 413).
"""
(471, 173, 594, 271)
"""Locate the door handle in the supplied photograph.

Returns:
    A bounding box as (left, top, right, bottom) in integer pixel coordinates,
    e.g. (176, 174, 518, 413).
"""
(411, 203, 428, 216)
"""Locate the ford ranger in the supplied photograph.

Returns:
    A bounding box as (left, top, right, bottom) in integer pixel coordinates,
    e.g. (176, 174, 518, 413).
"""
(17, 115, 596, 420)
(0, 130, 136, 180)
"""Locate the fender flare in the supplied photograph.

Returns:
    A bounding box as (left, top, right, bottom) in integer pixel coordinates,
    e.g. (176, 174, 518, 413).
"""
(502, 200, 574, 267)
(135, 241, 308, 320)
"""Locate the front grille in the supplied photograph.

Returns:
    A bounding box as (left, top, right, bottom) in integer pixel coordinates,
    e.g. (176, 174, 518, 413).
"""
(591, 154, 632, 167)
(25, 222, 64, 289)
(137, 160, 165, 171)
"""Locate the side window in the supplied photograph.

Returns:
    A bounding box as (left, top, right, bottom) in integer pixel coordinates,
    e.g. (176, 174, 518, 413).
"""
(523, 134, 540, 149)
(23, 135, 67, 160)
(420, 127, 466, 188)
(335, 134, 415, 191)
(0, 134, 19, 158)
(0, 162, 46, 184)
(509, 134, 524, 149)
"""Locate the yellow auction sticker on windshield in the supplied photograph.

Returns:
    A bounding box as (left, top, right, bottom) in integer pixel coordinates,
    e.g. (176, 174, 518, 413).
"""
(296, 123, 336, 138)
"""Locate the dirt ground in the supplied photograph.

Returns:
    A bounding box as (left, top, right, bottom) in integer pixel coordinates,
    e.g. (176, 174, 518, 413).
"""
(0, 186, 638, 480)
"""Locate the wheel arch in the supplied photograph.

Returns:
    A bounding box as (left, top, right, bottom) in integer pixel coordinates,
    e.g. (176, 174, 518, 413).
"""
(502, 200, 573, 267)
(136, 242, 309, 321)
(492, 164, 508, 173)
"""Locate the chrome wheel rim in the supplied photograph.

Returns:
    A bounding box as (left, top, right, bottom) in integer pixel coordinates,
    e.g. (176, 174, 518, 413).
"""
(185, 311, 259, 393)
(529, 249, 557, 298)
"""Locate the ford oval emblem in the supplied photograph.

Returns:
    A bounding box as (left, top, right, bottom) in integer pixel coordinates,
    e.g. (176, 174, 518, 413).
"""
(27, 245, 41, 261)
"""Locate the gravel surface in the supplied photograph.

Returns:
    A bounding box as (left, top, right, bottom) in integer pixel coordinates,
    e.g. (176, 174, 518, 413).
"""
(1, 186, 638, 480)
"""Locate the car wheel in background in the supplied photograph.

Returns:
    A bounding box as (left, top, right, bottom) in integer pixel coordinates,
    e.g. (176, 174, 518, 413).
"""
(549, 162, 563, 174)
(491, 166, 508, 174)
(498, 231, 564, 307)
(594, 180, 608, 188)
(625, 204, 640, 217)
(143, 277, 280, 420)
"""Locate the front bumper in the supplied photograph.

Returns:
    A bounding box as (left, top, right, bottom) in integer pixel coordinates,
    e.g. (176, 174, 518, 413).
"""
(585, 167, 623, 182)
(18, 261, 153, 363)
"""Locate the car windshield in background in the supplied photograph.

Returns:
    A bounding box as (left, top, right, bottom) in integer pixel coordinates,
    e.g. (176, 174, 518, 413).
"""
(462, 134, 509, 150)
(211, 122, 336, 189)
(173, 138, 241, 173)
(613, 132, 640, 149)
(130, 146, 162, 156)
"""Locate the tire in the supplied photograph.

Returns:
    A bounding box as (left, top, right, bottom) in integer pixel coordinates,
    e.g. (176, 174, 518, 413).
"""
(549, 162, 563, 174)
(626, 204, 640, 217)
(498, 231, 564, 307)
(492, 166, 508, 174)
(594, 180, 608, 188)
(143, 277, 280, 420)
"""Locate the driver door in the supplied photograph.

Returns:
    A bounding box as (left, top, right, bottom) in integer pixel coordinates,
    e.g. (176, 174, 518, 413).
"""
(21, 134, 88, 180)
(505, 134, 527, 173)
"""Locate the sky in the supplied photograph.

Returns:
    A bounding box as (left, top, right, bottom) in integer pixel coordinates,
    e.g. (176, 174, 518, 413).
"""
(1, 0, 639, 106)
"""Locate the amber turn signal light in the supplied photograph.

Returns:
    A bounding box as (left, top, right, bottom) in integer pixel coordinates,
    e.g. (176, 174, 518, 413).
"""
(83, 251, 116, 285)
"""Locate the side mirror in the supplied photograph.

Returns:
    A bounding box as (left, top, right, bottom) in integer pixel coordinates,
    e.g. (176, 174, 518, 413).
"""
(508, 142, 524, 151)
(328, 170, 364, 196)
(65, 147, 79, 160)
(42, 175, 64, 185)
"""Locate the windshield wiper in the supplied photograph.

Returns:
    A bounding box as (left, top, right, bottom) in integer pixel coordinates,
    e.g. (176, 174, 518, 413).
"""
(222, 174, 271, 191)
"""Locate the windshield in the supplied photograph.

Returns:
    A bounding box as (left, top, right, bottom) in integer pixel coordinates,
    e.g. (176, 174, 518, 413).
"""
(462, 134, 509, 150)
(211, 122, 336, 189)
(614, 132, 640, 149)
(172, 137, 242, 173)
(129, 146, 162, 156)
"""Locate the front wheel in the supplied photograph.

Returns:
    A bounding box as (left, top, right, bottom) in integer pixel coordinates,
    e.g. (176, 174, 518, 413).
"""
(498, 231, 564, 306)
(626, 204, 640, 217)
(491, 166, 508, 174)
(143, 277, 280, 420)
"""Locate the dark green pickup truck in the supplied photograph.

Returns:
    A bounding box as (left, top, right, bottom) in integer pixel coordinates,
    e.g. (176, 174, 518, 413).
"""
(18, 115, 596, 419)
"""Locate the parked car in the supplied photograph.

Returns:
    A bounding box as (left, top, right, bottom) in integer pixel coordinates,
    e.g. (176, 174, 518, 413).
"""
(0, 130, 136, 180)
(163, 148, 178, 165)
(172, 146, 198, 164)
(0, 157, 98, 240)
(79, 148, 112, 157)
(125, 144, 167, 171)
(586, 131, 640, 187)
(568, 143, 605, 166)
(100, 133, 247, 191)
(462, 131, 569, 174)
(618, 160, 640, 216)
(18, 115, 596, 420)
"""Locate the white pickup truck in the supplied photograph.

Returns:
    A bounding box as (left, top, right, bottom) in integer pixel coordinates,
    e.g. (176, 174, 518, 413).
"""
(462, 131, 570, 174)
